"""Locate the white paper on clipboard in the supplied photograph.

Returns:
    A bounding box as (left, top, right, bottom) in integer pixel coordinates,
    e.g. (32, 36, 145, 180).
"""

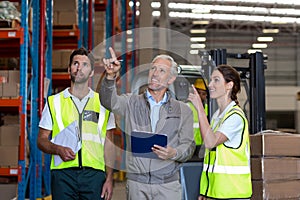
(51, 121, 81, 166)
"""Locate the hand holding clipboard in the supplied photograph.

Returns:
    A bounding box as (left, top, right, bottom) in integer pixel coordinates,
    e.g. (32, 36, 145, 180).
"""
(131, 131, 177, 159)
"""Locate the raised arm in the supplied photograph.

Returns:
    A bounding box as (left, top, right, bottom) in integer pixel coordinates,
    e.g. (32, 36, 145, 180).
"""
(188, 85, 227, 149)
(99, 47, 128, 116)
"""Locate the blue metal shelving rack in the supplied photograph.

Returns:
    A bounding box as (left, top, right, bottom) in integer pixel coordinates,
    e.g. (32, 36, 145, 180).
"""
(28, 0, 42, 198)
(18, 0, 29, 198)
(9, 1, 100, 199)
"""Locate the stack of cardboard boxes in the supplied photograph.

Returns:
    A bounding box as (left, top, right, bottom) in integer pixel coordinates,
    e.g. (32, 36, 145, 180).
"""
(0, 125, 19, 166)
(250, 131, 300, 199)
(52, 0, 105, 72)
(0, 115, 20, 199)
(52, 0, 77, 71)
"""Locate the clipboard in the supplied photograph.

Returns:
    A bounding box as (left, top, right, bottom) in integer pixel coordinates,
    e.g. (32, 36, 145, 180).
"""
(51, 121, 81, 166)
(131, 131, 167, 159)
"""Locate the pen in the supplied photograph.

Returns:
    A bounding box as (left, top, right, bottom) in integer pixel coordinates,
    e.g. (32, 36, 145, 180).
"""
(110, 59, 123, 64)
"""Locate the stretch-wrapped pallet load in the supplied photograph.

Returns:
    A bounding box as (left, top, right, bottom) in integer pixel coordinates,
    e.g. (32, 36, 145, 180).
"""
(0, 1, 20, 26)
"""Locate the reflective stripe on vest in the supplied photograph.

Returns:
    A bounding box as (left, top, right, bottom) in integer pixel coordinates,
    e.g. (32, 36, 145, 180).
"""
(202, 163, 251, 174)
(200, 105, 252, 199)
(48, 91, 109, 170)
(193, 122, 199, 128)
(53, 94, 64, 131)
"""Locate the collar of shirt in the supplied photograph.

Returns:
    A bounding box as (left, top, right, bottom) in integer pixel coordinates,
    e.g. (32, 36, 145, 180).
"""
(146, 89, 168, 107)
(212, 101, 236, 129)
(63, 87, 94, 101)
(215, 101, 236, 119)
(63, 88, 94, 114)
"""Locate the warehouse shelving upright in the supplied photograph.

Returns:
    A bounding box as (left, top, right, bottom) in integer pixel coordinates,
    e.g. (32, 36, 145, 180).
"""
(0, 0, 29, 199)
(18, 3, 29, 199)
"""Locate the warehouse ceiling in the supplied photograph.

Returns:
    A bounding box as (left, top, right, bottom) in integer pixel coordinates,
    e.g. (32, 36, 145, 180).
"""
(151, 0, 300, 33)
(136, 0, 300, 86)
(145, 0, 300, 58)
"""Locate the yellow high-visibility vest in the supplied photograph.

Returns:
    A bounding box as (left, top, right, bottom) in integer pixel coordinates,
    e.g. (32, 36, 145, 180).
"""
(200, 105, 252, 199)
(48, 91, 109, 171)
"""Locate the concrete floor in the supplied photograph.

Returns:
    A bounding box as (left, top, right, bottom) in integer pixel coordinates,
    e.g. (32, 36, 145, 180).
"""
(112, 181, 126, 200)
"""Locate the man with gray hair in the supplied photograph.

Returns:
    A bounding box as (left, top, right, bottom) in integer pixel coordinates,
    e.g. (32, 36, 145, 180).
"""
(99, 47, 195, 200)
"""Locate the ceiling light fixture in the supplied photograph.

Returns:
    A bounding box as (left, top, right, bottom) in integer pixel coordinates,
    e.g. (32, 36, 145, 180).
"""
(152, 11, 161, 17)
(190, 29, 207, 34)
(168, 2, 300, 16)
(257, 37, 273, 42)
(252, 43, 268, 48)
(262, 29, 279, 33)
(169, 12, 300, 24)
(213, 0, 300, 6)
(190, 37, 206, 42)
(129, 1, 140, 7)
(190, 43, 206, 48)
(167, 2, 300, 24)
(192, 8, 210, 14)
(192, 20, 210, 25)
(151, 2, 161, 8)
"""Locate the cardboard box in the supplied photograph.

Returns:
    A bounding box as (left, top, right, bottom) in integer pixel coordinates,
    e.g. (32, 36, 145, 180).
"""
(94, 30, 104, 47)
(7, 70, 20, 83)
(0, 76, 7, 83)
(57, 11, 77, 25)
(53, 11, 59, 25)
(251, 157, 300, 180)
(0, 184, 17, 200)
(0, 146, 18, 166)
(0, 125, 20, 146)
(94, 11, 105, 27)
(61, 50, 73, 69)
(2, 82, 18, 97)
(53, 0, 76, 11)
(2, 70, 20, 97)
(0, 70, 8, 83)
(252, 180, 300, 200)
(2, 114, 19, 125)
(250, 131, 300, 157)
(52, 50, 63, 69)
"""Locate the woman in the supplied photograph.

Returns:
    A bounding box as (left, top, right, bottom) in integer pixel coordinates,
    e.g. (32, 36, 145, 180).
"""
(188, 64, 252, 200)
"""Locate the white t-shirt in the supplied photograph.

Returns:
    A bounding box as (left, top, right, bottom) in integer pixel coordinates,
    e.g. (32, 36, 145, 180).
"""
(39, 88, 116, 131)
(211, 101, 244, 148)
